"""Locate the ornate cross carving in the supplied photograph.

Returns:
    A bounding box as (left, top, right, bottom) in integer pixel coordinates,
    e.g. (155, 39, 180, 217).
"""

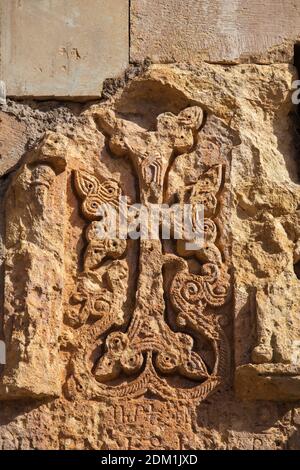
(69, 106, 230, 401)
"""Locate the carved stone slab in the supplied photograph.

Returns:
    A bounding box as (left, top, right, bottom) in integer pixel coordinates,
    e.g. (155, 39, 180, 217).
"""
(1, 63, 300, 449)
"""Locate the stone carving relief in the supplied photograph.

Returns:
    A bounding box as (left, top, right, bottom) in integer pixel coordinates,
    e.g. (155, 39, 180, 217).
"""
(234, 164, 300, 401)
(1, 63, 300, 449)
(0, 132, 67, 399)
(66, 105, 231, 402)
(65, 170, 129, 333)
(235, 215, 300, 401)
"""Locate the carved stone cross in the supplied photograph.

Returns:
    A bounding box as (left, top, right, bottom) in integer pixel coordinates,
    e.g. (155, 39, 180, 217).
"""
(71, 106, 230, 401)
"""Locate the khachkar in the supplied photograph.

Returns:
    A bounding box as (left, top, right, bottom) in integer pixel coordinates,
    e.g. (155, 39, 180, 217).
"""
(1, 65, 300, 411)
(1, 62, 300, 450)
(0, 96, 232, 405)
(66, 105, 231, 401)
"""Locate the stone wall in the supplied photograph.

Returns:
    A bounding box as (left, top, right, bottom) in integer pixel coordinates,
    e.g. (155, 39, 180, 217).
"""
(1, 0, 300, 450)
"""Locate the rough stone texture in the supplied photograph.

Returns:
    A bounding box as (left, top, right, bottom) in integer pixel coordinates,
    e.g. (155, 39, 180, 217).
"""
(0, 0, 129, 98)
(0, 63, 300, 449)
(0, 137, 67, 399)
(131, 0, 300, 64)
(0, 112, 27, 176)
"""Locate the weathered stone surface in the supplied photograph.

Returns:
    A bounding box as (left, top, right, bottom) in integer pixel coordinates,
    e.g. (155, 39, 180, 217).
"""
(0, 0, 129, 98)
(0, 134, 67, 399)
(0, 111, 27, 176)
(131, 0, 300, 64)
(0, 62, 300, 448)
(235, 364, 300, 401)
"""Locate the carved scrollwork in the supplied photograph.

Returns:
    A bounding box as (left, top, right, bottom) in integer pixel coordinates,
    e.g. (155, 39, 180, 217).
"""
(65, 170, 128, 334)
(74, 170, 122, 218)
(84, 222, 127, 270)
(170, 261, 230, 329)
(66, 259, 128, 328)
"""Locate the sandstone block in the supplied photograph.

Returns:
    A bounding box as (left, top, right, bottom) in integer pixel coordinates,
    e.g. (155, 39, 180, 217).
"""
(0, 0, 129, 98)
(131, 0, 300, 64)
